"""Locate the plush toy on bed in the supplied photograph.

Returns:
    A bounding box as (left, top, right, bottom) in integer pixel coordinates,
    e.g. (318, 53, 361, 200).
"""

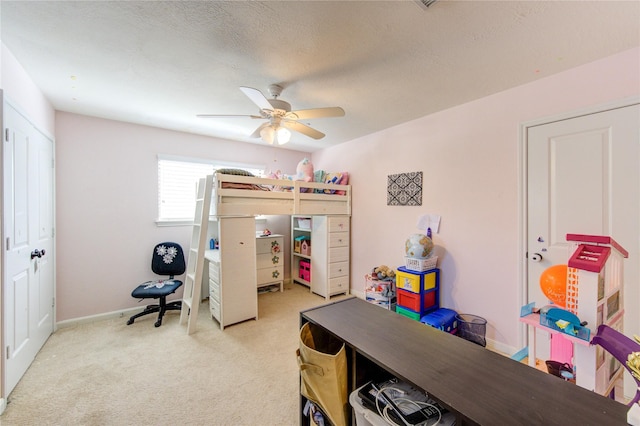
(296, 158, 314, 192)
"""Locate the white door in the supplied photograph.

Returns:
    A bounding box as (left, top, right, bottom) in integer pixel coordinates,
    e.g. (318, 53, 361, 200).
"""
(3, 102, 55, 395)
(526, 103, 639, 388)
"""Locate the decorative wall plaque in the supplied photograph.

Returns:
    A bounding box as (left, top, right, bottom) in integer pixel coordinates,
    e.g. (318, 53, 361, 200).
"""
(387, 171, 422, 206)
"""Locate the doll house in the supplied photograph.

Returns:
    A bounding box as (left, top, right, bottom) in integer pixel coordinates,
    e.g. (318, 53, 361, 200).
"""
(566, 234, 628, 394)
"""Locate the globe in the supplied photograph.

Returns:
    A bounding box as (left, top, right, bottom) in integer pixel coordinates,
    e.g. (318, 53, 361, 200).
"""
(405, 234, 434, 259)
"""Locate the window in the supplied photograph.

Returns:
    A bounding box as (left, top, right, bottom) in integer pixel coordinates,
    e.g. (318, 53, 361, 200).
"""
(157, 156, 264, 223)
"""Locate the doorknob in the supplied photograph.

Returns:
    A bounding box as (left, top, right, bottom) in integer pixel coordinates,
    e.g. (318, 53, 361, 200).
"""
(530, 253, 543, 262)
(30, 249, 45, 259)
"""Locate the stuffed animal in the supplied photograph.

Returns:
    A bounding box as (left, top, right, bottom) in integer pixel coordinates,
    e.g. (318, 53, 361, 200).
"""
(372, 265, 396, 281)
(296, 158, 314, 193)
(296, 158, 314, 182)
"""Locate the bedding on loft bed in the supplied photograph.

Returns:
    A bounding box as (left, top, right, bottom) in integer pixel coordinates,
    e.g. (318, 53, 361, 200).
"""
(212, 170, 351, 217)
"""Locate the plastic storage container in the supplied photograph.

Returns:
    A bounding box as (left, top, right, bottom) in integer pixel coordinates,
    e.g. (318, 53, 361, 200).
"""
(420, 308, 458, 334)
(396, 267, 438, 293)
(396, 305, 421, 321)
(349, 385, 388, 426)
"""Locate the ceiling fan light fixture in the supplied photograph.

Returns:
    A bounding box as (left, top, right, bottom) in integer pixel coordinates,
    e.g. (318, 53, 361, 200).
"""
(260, 124, 290, 145)
(260, 125, 275, 144)
(200, 85, 344, 145)
(275, 127, 291, 145)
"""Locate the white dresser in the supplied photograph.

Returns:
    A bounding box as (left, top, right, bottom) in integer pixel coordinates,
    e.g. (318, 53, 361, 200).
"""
(256, 234, 284, 292)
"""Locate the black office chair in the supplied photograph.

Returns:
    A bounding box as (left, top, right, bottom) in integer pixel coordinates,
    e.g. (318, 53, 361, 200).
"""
(127, 242, 186, 327)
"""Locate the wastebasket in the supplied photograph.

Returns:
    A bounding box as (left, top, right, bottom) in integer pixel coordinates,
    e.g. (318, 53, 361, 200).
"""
(455, 313, 487, 347)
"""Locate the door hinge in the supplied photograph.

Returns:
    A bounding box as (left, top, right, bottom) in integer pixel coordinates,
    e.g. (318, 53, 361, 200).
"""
(5, 237, 9, 251)
(6, 346, 10, 360)
(4, 128, 9, 142)
(52, 297, 55, 308)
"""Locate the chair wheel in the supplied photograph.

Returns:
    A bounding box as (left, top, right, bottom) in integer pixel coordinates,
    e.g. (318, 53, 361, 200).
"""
(154, 320, 162, 327)
(127, 319, 134, 325)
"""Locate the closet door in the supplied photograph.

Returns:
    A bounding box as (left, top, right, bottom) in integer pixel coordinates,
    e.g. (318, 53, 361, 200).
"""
(3, 101, 55, 395)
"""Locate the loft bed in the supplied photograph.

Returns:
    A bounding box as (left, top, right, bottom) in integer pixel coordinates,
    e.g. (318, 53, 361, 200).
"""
(210, 172, 351, 217)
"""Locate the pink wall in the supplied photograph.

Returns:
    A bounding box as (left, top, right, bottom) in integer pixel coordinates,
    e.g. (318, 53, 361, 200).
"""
(54, 113, 309, 321)
(313, 47, 640, 352)
(1, 44, 55, 134)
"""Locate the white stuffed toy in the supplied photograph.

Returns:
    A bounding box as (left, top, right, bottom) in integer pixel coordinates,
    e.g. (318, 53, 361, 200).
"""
(296, 158, 314, 192)
(296, 158, 314, 182)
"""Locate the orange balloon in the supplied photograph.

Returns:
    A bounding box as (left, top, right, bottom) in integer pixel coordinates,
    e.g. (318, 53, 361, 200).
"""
(540, 264, 567, 308)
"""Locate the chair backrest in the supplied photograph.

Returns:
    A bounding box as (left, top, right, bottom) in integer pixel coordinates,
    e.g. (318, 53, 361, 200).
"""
(591, 324, 640, 405)
(151, 242, 186, 277)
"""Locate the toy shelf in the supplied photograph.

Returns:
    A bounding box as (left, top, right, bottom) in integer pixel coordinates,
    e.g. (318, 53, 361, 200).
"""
(519, 313, 590, 349)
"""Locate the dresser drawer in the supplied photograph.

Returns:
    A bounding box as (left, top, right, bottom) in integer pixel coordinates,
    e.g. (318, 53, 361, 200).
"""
(208, 261, 220, 283)
(257, 266, 284, 285)
(328, 261, 349, 278)
(328, 216, 350, 233)
(329, 276, 349, 294)
(256, 236, 283, 254)
(209, 297, 220, 321)
(329, 246, 349, 263)
(329, 232, 349, 248)
(209, 279, 220, 302)
(256, 252, 282, 269)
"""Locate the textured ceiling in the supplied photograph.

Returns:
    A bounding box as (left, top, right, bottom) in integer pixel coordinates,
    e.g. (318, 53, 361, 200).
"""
(2, 1, 639, 151)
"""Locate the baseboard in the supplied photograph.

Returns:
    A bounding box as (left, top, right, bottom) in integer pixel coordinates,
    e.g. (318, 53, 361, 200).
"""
(0, 397, 6, 415)
(55, 302, 181, 329)
(351, 289, 364, 299)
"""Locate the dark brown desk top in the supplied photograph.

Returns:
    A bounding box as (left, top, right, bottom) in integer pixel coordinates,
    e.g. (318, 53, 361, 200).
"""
(301, 297, 627, 425)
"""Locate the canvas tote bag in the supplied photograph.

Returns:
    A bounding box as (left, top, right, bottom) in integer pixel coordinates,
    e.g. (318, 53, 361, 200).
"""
(297, 322, 348, 426)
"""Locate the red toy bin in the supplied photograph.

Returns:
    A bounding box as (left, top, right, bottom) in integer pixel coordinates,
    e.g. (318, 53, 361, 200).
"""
(397, 289, 420, 311)
(397, 289, 437, 313)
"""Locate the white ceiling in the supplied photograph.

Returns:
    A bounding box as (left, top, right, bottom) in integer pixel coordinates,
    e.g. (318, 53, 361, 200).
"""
(2, 1, 639, 152)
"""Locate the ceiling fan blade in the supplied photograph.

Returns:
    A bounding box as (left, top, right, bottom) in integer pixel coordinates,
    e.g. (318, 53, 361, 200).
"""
(197, 114, 263, 119)
(282, 121, 325, 140)
(239, 86, 274, 112)
(286, 107, 345, 120)
(250, 122, 270, 138)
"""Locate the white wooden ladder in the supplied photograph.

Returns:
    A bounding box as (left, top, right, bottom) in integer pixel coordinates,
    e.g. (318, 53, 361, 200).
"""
(180, 174, 213, 334)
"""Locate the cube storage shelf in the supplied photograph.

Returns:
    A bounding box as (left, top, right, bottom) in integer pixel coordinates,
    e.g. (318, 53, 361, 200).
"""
(291, 215, 350, 300)
(299, 298, 628, 426)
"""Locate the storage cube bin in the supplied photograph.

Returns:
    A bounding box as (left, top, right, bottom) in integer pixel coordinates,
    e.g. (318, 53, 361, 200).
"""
(396, 267, 438, 293)
(421, 308, 458, 334)
(297, 218, 311, 229)
(396, 305, 421, 321)
(397, 289, 437, 313)
(395, 269, 421, 293)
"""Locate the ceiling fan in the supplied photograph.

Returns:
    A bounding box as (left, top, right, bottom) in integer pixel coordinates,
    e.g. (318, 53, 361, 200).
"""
(197, 84, 345, 145)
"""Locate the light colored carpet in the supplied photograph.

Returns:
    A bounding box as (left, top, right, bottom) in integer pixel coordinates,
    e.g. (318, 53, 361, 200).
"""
(1, 283, 348, 425)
